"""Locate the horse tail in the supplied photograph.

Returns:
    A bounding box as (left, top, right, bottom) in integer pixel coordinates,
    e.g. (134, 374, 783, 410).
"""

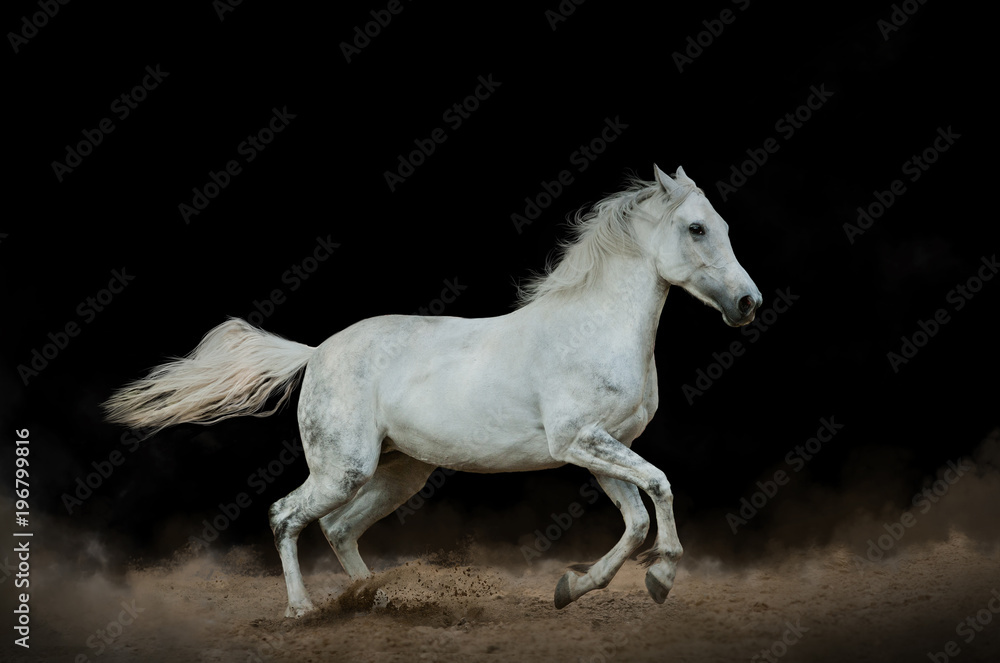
(102, 317, 315, 436)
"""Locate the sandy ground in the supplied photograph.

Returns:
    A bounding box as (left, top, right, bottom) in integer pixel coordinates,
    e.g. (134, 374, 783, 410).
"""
(7, 433, 999, 662)
(9, 532, 1000, 663)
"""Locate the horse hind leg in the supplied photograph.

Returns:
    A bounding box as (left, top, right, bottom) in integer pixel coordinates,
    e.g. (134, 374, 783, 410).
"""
(269, 433, 379, 618)
(555, 474, 649, 609)
(318, 452, 436, 581)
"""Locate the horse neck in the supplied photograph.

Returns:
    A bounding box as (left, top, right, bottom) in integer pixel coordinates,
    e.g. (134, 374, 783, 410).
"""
(531, 251, 669, 359)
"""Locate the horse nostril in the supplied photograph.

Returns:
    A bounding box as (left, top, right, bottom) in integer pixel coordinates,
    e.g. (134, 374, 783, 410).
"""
(738, 295, 755, 315)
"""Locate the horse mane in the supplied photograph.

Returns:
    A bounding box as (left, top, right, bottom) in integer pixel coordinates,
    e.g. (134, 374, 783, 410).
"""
(515, 175, 701, 308)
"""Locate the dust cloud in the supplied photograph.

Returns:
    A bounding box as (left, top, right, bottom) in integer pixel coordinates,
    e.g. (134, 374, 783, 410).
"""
(2, 430, 999, 662)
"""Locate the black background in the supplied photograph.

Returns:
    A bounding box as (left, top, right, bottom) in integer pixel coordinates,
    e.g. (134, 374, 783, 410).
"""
(3, 1, 996, 566)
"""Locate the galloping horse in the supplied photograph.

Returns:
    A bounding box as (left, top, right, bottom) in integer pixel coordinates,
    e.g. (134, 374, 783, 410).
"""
(104, 165, 762, 617)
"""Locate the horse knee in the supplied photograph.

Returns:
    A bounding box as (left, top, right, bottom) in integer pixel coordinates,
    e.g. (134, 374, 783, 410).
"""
(646, 471, 672, 502)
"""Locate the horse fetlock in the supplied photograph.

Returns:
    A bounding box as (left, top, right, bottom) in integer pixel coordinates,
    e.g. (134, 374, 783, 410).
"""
(284, 599, 316, 618)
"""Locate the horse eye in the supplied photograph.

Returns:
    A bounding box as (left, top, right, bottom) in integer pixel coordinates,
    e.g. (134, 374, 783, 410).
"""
(689, 223, 705, 236)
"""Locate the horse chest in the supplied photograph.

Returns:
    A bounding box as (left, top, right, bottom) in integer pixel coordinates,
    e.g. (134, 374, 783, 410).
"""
(585, 347, 652, 404)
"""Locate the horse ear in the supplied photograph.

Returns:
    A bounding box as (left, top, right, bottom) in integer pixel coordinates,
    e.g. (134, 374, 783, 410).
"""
(654, 164, 680, 195)
(674, 165, 694, 185)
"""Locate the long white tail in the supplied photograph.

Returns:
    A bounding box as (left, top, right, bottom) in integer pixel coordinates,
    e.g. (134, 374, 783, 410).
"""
(103, 318, 316, 435)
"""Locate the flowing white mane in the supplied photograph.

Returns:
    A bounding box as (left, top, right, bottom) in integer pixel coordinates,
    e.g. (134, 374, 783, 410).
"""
(515, 176, 702, 307)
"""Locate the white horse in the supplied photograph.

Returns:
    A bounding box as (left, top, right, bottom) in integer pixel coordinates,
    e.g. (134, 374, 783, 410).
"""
(104, 165, 761, 617)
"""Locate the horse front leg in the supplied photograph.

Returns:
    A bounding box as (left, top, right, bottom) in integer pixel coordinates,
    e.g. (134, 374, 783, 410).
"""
(551, 425, 683, 606)
(554, 474, 649, 608)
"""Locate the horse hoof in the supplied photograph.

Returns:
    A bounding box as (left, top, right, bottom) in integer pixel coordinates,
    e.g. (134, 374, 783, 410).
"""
(284, 601, 315, 618)
(554, 572, 574, 609)
(645, 569, 670, 604)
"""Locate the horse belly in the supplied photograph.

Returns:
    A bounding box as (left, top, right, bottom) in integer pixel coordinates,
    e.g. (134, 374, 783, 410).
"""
(388, 426, 562, 473)
(378, 351, 558, 472)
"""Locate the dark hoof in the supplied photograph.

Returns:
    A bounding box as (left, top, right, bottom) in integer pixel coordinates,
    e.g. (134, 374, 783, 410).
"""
(554, 573, 573, 609)
(645, 569, 670, 604)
